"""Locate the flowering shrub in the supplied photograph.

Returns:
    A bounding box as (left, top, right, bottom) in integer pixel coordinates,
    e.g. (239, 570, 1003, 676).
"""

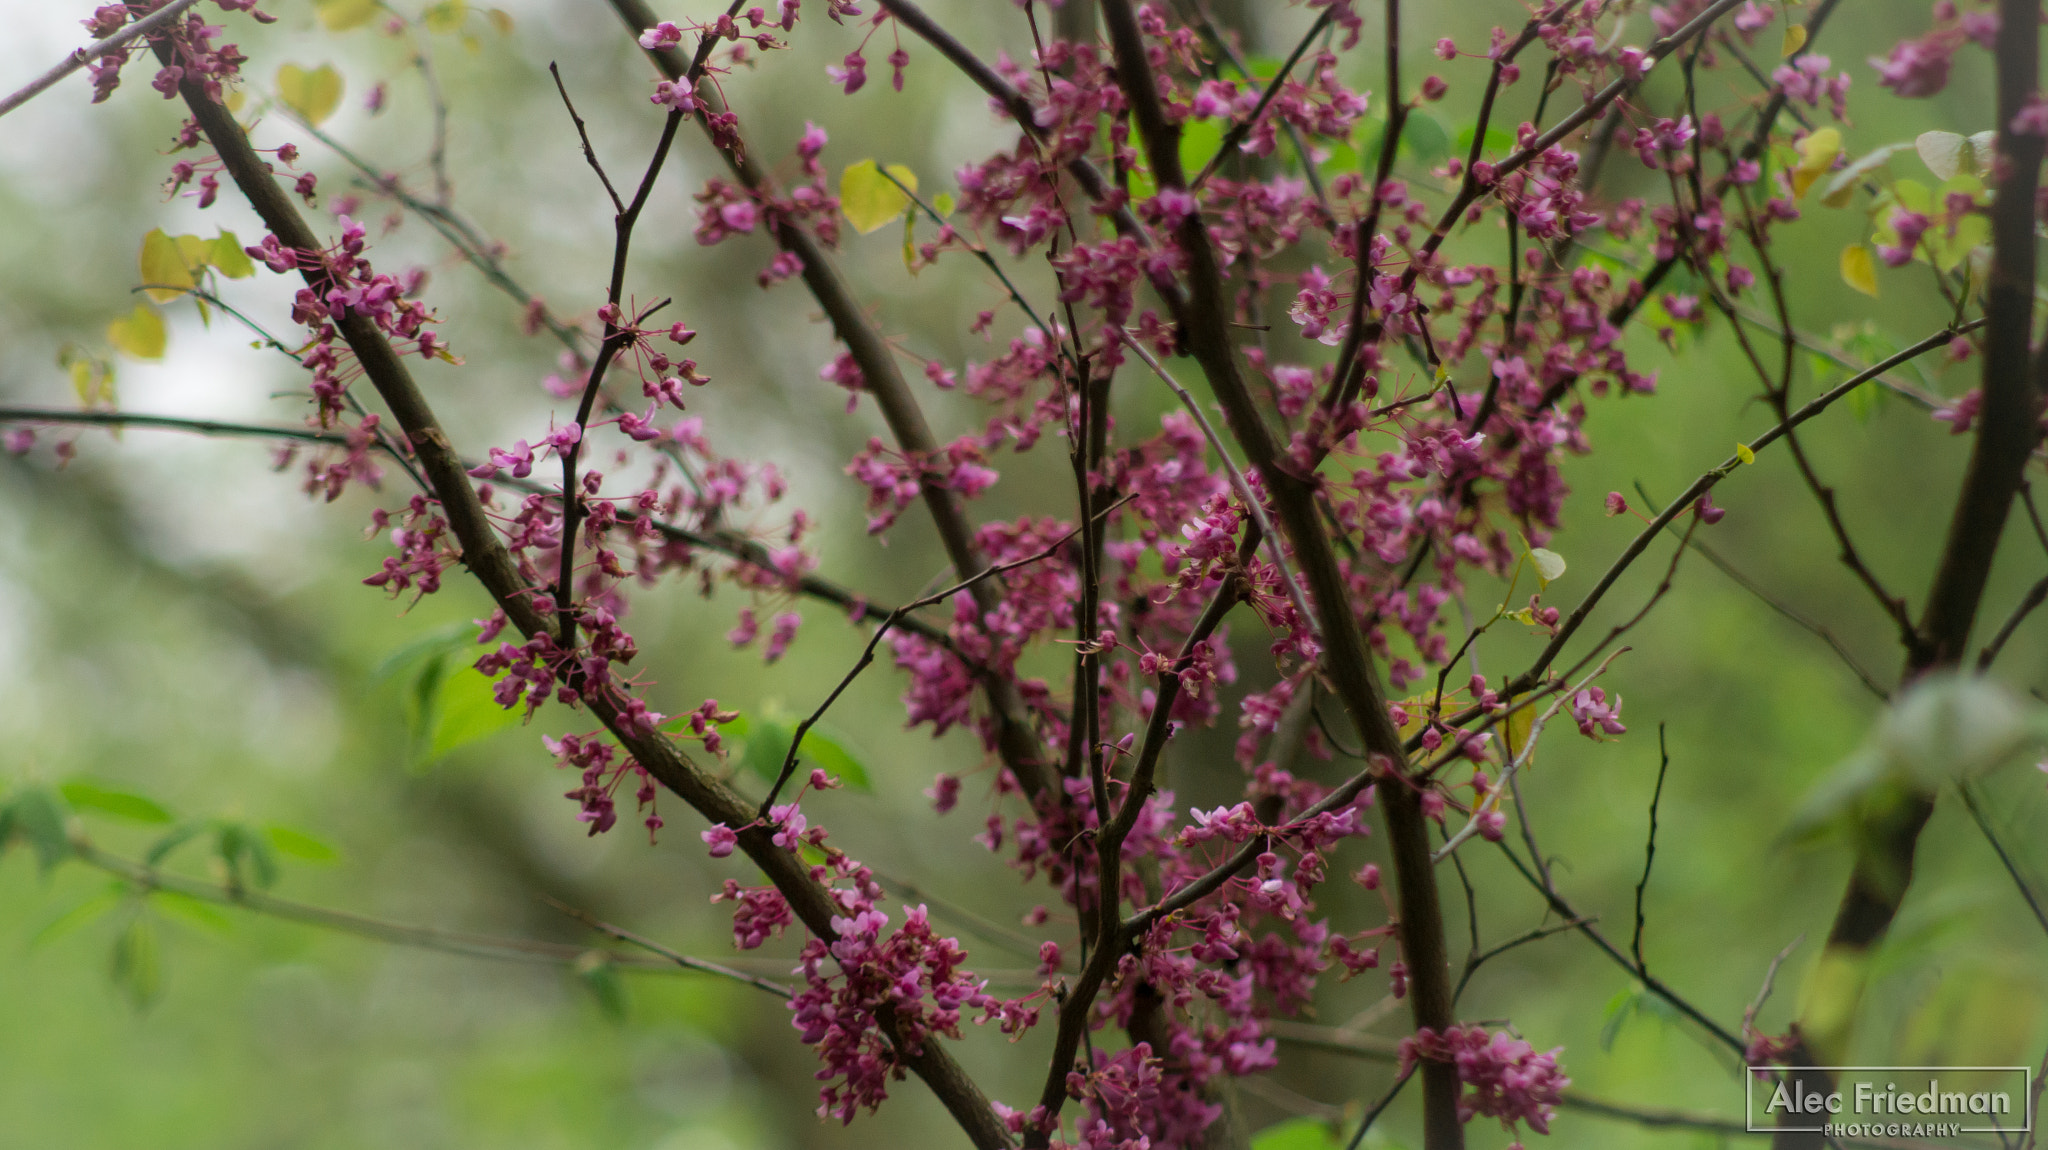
(3, 0, 2044, 1148)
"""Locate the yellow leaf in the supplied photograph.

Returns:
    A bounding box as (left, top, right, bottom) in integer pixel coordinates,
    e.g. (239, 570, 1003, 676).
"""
(225, 89, 246, 113)
(1736, 443, 1755, 465)
(1791, 126, 1841, 200)
(486, 7, 513, 34)
(1501, 703, 1535, 762)
(1433, 362, 1449, 386)
(316, 0, 379, 31)
(1840, 244, 1879, 298)
(1781, 24, 1807, 57)
(903, 211, 918, 272)
(424, 1, 468, 33)
(840, 160, 916, 235)
(138, 229, 196, 303)
(209, 231, 254, 279)
(277, 63, 344, 127)
(68, 358, 95, 403)
(107, 304, 167, 361)
(931, 191, 955, 217)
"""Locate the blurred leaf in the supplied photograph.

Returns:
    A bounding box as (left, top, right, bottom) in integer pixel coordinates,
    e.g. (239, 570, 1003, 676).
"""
(1600, 983, 1642, 1051)
(1452, 124, 1513, 159)
(1897, 964, 2044, 1066)
(1736, 442, 1756, 465)
(1790, 674, 2048, 842)
(931, 191, 955, 217)
(1251, 1117, 1342, 1149)
(138, 229, 196, 303)
(3, 787, 71, 872)
(425, 665, 521, 762)
(799, 728, 873, 792)
(208, 231, 254, 279)
(1781, 24, 1807, 56)
(266, 825, 339, 863)
(1400, 110, 1449, 164)
(109, 914, 163, 1012)
(424, 0, 468, 32)
(315, 0, 379, 31)
(737, 714, 795, 785)
(216, 822, 279, 891)
(1791, 127, 1841, 199)
(1916, 130, 1968, 181)
(1180, 117, 1225, 176)
(144, 821, 208, 868)
(1501, 700, 1536, 762)
(486, 8, 514, 34)
(1969, 130, 1996, 175)
(150, 890, 232, 934)
(1839, 245, 1878, 298)
(106, 304, 166, 361)
(60, 781, 172, 825)
(574, 950, 627, 1022)
(1817, 142, 1909, 207)
(841, 160, 916, 235)
(30, 881, 126, 949)
(276, 64, 344, 127)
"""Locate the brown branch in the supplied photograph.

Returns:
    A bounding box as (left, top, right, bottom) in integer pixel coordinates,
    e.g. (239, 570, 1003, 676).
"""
(170, 60, 1012, 1150)
(1091, 0, 1468, 1142)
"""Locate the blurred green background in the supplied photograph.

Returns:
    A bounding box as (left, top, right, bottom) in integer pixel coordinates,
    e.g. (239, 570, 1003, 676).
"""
(1, 1, 2044, 1147)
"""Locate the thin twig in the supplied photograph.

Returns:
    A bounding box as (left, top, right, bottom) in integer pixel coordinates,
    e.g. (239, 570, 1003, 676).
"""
(0, 0, 207, 120)
(1632, 724, 1670, 974)
(543, 896, 795, 996)
(1189, 6, 1336, 189)
(1957, 783, 2048, 940)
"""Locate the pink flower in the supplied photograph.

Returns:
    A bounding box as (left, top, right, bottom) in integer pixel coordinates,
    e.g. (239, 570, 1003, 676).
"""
(1870, 34, 1953, 98)
(701, 823, 739, 858)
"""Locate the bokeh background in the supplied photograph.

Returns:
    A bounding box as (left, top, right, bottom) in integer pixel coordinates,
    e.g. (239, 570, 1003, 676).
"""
(1, 1, 2044, 1147)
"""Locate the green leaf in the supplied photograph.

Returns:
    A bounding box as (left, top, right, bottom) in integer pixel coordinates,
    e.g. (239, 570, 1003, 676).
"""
(1179, 117, 1226, 177)
(574, 950, 627, 1022)
(31, 881, 126, 949)
(145, 821, 208, 868)
(266, 825, 338, 863)
(931, 191, 955, 217)
(4, 788, 71, 872)
(149, 890, 232, 934)
(1528, 546, 1566, 586)
(208, 231, 255, 280)
(138, 228, 196, 303)
(315, 0, 380, 31)
(798, 728, 873, 792)
(1600, 983, 1642, 1052)
(276, 63, 345, 127)
(216, 822, 279, 891)
(840, 160, 917, 235)
(60, 781, 172, 825)
(109, 914, 163, 1011)
(1451, 124, 1514, 160)
(1399, 110, 1449, 164)
(737, 713, 795, 785)
(424, 665, 521, 762)
(1251, 1117, 1343, 1150)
